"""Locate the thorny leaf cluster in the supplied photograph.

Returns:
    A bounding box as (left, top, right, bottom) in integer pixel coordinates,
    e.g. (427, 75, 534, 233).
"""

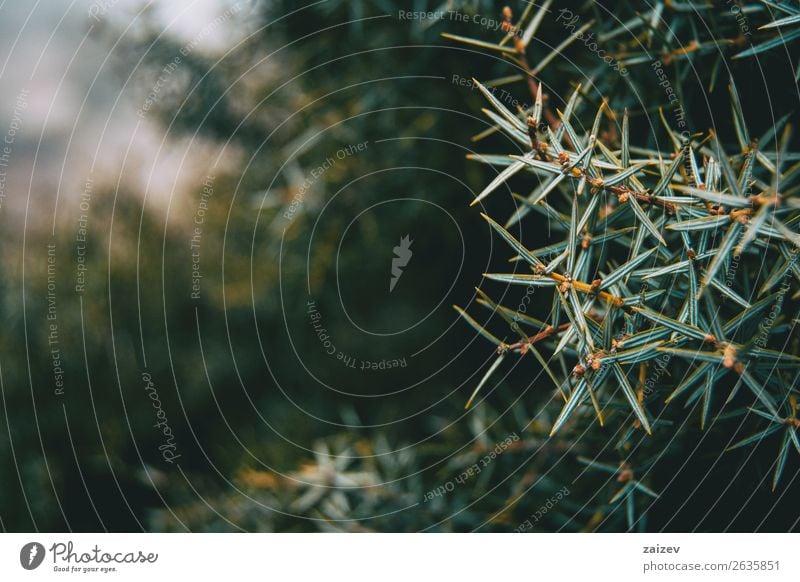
(451, 1, 800, 526)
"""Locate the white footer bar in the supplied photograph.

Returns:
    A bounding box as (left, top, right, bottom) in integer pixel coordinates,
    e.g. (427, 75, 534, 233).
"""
(0, 533, 796, 580)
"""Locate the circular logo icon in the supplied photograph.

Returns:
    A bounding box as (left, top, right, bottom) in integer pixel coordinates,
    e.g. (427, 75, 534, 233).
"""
(20, 542, 45, 570)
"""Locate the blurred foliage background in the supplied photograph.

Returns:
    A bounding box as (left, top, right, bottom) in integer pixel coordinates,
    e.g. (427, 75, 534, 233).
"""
(0, 0, 798, 532)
